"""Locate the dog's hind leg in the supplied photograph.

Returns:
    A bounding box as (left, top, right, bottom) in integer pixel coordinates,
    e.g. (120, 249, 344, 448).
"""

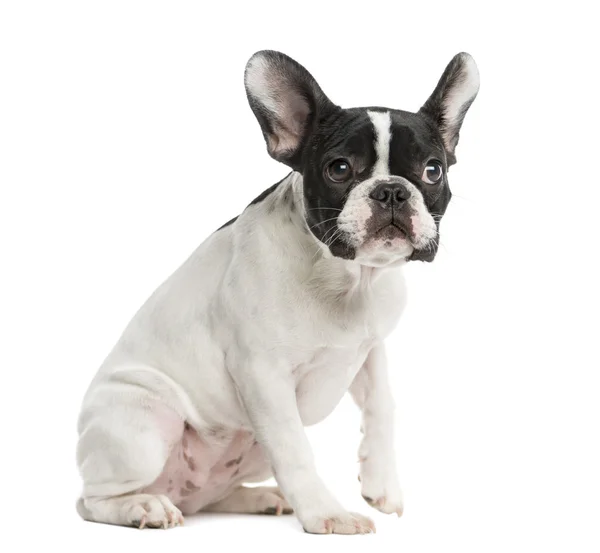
(76, 372, 186, 528)
(202, 486, 293, 515)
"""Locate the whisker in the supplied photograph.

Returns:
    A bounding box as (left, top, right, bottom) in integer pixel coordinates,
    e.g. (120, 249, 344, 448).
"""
(320, 224, 340, 245)
(327, 227, 341, 242)
(326, 229, 343, 248)
(322, 224, 342, 246)
(451, 193, 471, 201)
(309, 217, 339, 230)
(311, 244, 323, 263)
(306, 207, 343, 213)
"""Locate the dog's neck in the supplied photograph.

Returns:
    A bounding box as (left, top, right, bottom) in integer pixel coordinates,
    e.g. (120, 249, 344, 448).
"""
(258, 171, 398, 297)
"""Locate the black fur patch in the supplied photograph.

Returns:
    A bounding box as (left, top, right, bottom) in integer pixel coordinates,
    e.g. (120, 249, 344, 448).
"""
(216, 216, 238, 231)
(249, 173, 290, 205)
(214, 173, 293, 233)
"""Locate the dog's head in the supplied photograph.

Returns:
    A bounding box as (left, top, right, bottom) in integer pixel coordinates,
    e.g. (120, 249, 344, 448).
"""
(245, 51, 479, 267)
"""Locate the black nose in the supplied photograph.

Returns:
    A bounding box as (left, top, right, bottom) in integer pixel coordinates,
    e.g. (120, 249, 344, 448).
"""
(369, 181, 411, 206)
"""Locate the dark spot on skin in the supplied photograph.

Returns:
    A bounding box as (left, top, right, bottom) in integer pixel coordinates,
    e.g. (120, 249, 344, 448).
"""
(185, 480, 201, 491)
(207, 426, 228, 439)
(184, 422, 191, 431)
(232, 469, 240, 477)
(225, 454, 243, 468)
(187, 457, 197, 471)
(168, 479, 173, 485)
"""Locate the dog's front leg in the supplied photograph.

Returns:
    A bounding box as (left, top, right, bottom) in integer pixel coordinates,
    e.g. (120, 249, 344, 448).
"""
(350, 344, 404, 516)
(232, 358, 375, 534)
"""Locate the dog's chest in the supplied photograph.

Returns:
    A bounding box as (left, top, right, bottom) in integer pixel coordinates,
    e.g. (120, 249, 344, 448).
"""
(287, 274, 405, 425)
(293, 340, 374, 425)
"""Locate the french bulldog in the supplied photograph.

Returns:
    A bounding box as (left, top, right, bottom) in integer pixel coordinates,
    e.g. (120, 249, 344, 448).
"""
(76, 50, 479, 534)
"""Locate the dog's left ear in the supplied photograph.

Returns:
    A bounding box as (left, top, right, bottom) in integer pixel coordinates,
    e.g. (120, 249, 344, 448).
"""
(419, 53, 480, 165)
(245, 50, 338, 171)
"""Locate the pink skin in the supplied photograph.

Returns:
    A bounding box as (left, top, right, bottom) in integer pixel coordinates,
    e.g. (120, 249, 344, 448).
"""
(410, 214, 421, 237)
(142, 417, 271, 515)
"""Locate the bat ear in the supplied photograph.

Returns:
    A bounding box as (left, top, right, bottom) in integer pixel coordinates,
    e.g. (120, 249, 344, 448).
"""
(245, 50, 337, 170)
(419, 53, 480, 165)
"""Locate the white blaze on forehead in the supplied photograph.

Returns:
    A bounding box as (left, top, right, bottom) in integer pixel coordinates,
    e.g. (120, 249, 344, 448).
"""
(367, 110, 391, 176)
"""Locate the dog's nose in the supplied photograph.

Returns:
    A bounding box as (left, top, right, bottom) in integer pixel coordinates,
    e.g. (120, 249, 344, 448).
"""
(369, 181, 411, 206)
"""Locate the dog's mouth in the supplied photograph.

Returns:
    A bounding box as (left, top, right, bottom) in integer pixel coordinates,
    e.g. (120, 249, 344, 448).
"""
(373, 222, 410, 242)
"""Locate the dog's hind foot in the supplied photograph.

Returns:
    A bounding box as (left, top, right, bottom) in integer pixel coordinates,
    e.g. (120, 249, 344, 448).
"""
(202, 485, 293, 515)
(78, 494, 184, 529)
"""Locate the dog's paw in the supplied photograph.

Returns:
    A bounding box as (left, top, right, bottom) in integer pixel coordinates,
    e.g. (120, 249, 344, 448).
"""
(361, 493, 404, 517)
(359, 470, 404, 517)
(254, 487, 293, 515)
(128, 494, 184, 529)
(302, 511, 376, 535)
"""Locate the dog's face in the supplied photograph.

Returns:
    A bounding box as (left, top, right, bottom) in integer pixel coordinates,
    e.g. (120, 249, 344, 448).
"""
(245, 51, 479, 267)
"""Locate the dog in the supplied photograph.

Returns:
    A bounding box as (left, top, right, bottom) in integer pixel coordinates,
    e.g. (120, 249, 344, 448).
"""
(76, 50, 479, 534)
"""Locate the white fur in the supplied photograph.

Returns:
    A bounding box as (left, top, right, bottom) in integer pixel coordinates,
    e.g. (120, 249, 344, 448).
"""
(245, 55, 279, 115)
(368, 110, 391, 175)
(76, 172, 406, 533)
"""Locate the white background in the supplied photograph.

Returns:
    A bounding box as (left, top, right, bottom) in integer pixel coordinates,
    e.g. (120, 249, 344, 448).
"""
(1, 1, 598, 551)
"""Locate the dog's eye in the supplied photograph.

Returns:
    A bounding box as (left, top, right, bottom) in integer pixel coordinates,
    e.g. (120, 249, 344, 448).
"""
(422, 161, 443, 184)
(326, 159, 353, 183)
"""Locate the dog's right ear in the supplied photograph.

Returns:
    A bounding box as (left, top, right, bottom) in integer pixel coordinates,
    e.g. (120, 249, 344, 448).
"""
(245, 50, 337, 170)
